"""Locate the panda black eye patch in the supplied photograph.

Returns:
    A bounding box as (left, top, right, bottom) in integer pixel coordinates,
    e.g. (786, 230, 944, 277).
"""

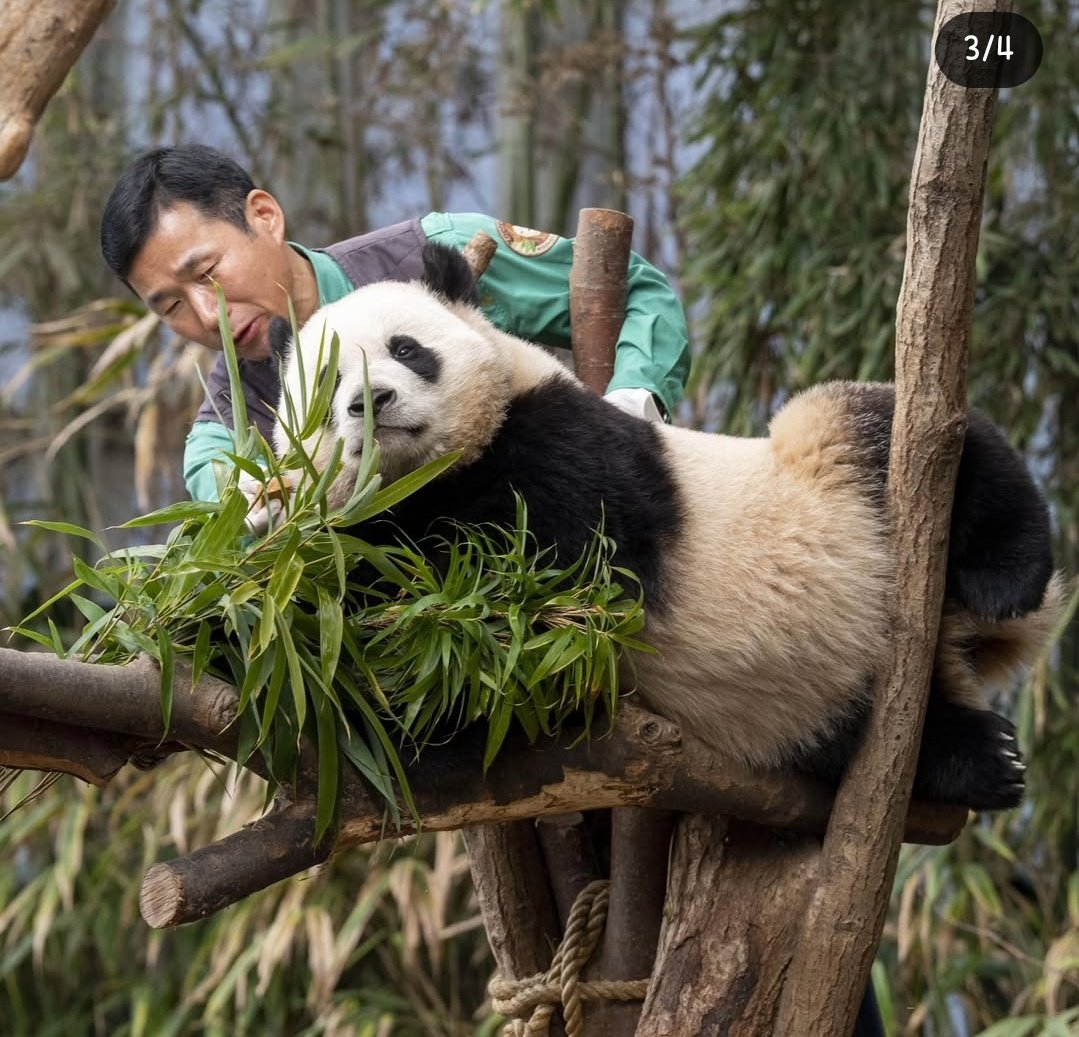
(388, 335, 441, 383)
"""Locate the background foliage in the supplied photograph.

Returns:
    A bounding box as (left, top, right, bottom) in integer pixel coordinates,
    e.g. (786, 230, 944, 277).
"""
(0, 1, 1075, 1034)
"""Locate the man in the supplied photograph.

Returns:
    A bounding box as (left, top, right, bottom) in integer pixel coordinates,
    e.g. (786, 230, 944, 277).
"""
(100, 144, 691, 505)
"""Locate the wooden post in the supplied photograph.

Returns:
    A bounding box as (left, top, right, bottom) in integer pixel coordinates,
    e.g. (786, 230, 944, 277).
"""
(567, 207, 674, 1036)
(0, 0, 117, 179)
(774, 1, 1004, 1031)
(569, 208, 634, 395)
(639, 819, 821, 1037)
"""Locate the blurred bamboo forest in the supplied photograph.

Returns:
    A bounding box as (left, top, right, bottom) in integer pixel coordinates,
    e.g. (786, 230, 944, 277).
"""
(0, 0, 1076, 1034)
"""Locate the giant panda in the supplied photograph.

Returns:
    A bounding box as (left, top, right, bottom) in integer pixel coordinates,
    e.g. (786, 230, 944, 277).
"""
(272, 243, 1062, 812)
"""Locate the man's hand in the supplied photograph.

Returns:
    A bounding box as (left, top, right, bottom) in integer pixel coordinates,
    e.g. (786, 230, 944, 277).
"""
(237, 471, 286, 536)
(604, 386, 664, 424)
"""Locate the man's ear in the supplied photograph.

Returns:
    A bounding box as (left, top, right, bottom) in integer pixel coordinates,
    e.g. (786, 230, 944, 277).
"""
(420, 243, 478, 305)
(246, 189, 286, 241)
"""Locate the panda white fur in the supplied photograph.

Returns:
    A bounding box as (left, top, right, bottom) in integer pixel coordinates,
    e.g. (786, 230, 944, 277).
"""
(272, 244, 1062, 812)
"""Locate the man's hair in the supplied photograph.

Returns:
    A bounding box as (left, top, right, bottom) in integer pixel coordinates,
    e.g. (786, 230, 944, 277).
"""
(100, 144, 256, 281)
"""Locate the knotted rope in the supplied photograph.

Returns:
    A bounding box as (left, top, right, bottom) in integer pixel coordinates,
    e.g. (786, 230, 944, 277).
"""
(489, 879, 650, 1037)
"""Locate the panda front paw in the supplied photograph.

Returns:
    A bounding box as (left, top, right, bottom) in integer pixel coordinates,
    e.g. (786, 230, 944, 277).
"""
(914, 703, 1025, 811)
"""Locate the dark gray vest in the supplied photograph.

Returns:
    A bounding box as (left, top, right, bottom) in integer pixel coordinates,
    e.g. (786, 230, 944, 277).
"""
(194, 218, 428, 440)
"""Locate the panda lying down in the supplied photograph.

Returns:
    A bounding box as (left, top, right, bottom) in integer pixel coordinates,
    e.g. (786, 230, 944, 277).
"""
(271, 244, 1062, 812)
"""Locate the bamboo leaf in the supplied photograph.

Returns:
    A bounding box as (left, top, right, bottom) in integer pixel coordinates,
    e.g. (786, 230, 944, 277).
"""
(313, 695, 339, 842)
(22, 520, 107, 552)
(157, 630, 175, 734)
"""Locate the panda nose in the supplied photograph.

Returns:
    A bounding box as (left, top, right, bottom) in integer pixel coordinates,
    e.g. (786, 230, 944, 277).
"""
(348, 388, 396, 418)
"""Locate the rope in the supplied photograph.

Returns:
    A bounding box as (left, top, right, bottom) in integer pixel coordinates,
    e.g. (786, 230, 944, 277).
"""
(489, 879, 651, 1037)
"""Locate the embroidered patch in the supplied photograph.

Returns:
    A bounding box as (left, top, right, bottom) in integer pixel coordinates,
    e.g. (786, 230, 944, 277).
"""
(495, 221, 560, 257)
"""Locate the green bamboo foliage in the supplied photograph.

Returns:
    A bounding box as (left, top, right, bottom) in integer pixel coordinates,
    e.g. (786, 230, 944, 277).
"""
(12, 293, 647, 839)
(0, 763, 494, 1037)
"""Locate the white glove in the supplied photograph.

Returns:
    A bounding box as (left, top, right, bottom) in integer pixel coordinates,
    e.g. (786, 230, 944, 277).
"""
(238, 471, 284, 536)
(603, 386, 665, 424)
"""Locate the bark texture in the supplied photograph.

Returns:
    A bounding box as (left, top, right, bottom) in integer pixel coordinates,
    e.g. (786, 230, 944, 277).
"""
(463, 822, 567, 1037)
(637, 818, 821, 1037)
(569, 208, 634, 394)
(588, 808, 675, 1036)
(0, 0, 116, 178)
(139, 801, 330, 928)
(773, 2, 1005, 1032)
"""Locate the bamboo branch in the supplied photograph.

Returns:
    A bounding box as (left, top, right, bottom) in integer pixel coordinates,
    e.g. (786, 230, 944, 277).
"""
(0, 0, 116, 179)
(774, 2, 1004, 1031)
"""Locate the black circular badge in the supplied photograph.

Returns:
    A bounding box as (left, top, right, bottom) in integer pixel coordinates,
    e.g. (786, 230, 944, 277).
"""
(935, 12, 1043, 88)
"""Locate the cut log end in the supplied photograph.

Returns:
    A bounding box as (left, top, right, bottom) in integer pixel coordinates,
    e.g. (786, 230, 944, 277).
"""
(139, 862, 186, 929)
(463, 231, 498, 278)
(0, 115, 34, 180)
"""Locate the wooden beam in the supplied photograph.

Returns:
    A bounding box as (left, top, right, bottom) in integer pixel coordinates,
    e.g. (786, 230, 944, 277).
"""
(133, 704, 965, 927)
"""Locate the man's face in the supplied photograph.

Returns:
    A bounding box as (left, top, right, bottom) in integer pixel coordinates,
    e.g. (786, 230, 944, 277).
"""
(127, 191, 299, 361)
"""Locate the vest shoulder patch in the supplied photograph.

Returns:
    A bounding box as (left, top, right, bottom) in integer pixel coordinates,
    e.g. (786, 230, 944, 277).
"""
(495, 221, 560, 257)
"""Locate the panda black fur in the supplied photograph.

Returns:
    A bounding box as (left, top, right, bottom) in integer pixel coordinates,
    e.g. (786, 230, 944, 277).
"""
(274, 244, 1062, 812)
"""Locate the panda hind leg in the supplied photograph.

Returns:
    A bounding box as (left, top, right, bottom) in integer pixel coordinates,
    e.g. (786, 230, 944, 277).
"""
(913, 695, 1025, 811)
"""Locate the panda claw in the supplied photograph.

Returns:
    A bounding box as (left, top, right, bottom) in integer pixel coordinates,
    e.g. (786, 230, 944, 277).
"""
(917, 703, 1026, 810)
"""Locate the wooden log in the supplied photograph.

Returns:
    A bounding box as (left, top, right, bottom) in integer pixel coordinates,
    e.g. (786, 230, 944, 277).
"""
(536, 811, 602, 923)
(569, 206, 670, 1037)
(459, 231, 568, 1035)
(774, 2, 1003, 1031)
(637, 817, 821, 1037)
(139, 705, 966, 927)
(1, 650, 966, 853)
(462, 230, 498, 277)
(589, 808, 675, 1035)
(569, 208, 634, 395)
(0, 648, 240, 756)
(463, 823, 566, 1037)
(0, 0, 116, 179)
(139, 800, 330, 928)
(0, 712, 136, 785)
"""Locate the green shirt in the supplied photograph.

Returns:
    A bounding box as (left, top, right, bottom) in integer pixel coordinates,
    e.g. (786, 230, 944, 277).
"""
(183, 212, 690, 502)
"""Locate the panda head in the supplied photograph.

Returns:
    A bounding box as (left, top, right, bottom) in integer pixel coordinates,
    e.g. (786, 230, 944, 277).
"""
(273, 244, 514, 494)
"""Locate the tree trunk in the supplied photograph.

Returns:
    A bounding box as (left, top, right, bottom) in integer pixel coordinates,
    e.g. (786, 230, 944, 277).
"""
(0, 0, 116, 179)
(774, 2, 1005, 1031)
(638, 817, 820, 1037)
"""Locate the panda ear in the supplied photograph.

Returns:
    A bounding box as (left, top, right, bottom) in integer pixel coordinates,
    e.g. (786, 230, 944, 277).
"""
(268, 315, 293, 358)
(420, 243, 478, 306)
